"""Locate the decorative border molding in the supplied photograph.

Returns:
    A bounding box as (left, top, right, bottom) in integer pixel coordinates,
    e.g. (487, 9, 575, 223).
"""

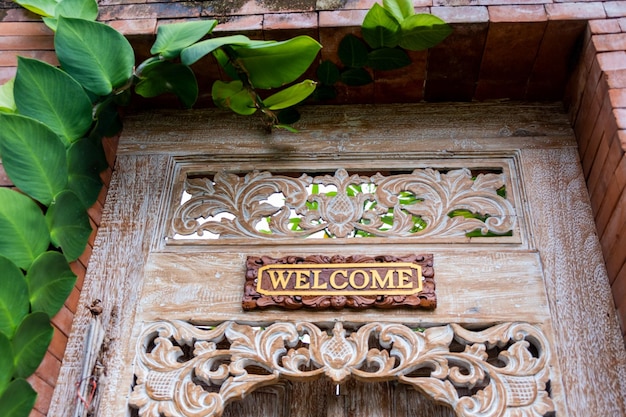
(129, 320, 553, 417)
(242, 254, 436, 311)
(169, 168, 517, 242)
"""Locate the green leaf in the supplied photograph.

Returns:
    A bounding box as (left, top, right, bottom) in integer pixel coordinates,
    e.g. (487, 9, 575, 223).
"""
(0, 332, 14, 393)
(211, 80, 256, 115)
(14, 57, 93, 145)
(55, 17, 135, 96)
(338, 34, 368, 68)
(46, 190, 92, 261)
(340, 67, 373, 86)
(366, 47, 410, 70)
(91, 96, 122, 139)
(263, 80, 316, 110)
(67, 137, 105, 208)
(398, 14, 452, 51)
(213, 48, 238, 80)
(42, 0, 99, 31)
(0, 256, 29, 339)
(0, 379, 37, 417)
(383, 0, 414, 21)
(14, 0, 57, 17)
(151, 20, 217, 59)
(0, 78, 16, 113)
(180, 34, 251, 66)
(362, 3, 401, 49)
(232, 36, 321, 89)
(0, 189, 49, 270)
(316, 60, 340, 85)
(0, 113, 68, 205)
(12, 312, 53, 378)
(135, 60, 198, 108)
(26, 251, 76, 318)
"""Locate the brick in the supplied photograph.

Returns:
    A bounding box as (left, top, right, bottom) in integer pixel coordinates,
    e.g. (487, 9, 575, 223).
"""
(0, 66, 17, 84)
(70, 260, 87, 291)
(610, 88, 626, 108)
(595, 171, 623, 236)
(0, 50, 58, 67)
(87, 199, 103, 227)
(78, 242, 94, 270)
(0, 7, 41, 22)
(593, 33, 626, 52)
(620, 17, 626, 31)
(51, 304, 74, 338)
(48, 326, 68, 360)
(0, 163, 12, 186)
(211, 14, 263, 32)
(614, 108, 626, 129)
(0, 35, 54, 50)
(488, 5, 547, 22)
(0, 22, 53, 36)
(600, 185, 626, 265)
(589, 18, 622, 34)
(574, 74, 602, 157)
(606, 1, 626, 18)
(431, 6, 489, 23)
(597, 51, 626, 71)
(102, 135, 120, 169)
(29, 408, 46, 417)
(263, 12, 317, 30)
(587, 131, 611, 201)
(590, 132, 624, 213)
(99, 3, 203, 21)
(108, 18, 157, 35)
(478, 0, 550, 4)
(65, 285, 82, 314)
(34, 352, 62, 387)
(27, 374, 54, 415)
(607, 69, 626, 88)
(319, 9, 368, 27)
(545, 2, 606, 20)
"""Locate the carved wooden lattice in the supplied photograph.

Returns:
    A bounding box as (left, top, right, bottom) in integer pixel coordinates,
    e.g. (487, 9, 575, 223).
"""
(129, 321, 553, 417)
(169, 168, 516, 240)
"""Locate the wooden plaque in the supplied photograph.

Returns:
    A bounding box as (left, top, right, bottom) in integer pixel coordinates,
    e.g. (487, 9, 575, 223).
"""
(242, 254, 436, 310)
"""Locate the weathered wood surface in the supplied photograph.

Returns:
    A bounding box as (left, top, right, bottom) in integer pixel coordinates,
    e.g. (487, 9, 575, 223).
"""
(138, 250, 550, 326)
(520, 147, 626, 415)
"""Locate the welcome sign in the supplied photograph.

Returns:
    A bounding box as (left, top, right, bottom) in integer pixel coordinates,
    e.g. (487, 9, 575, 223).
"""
(242, 254, 436, 311)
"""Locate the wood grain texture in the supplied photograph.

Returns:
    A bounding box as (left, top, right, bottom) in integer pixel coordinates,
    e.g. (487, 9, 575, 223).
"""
(48, 155, 171, 417)
(520, 147, 626, 416)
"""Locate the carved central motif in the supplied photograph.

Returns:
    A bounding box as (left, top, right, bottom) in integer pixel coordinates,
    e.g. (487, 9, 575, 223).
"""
(169, 168, 517, 241)
(129, 321, 553, 417)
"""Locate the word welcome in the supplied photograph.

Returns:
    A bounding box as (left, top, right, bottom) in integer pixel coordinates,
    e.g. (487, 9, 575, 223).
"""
(256, 262, 423, 296)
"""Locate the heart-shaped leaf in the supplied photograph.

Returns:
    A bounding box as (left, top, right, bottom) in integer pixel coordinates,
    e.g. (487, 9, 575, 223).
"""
(366, 47, 410, 70)
(26, 251, 77, 318)
(15, 57, 93, 145)
(362, 3, 401, 49)
(135, 60, 198, 108)
(0, 188, 50, 270)
(12, 312, 53, 378)
(212, 80, 257, 115)
(67, 137, 105, 208)
(399, 14, 452, 51)
(340, 67, 373, 86)
(0, 332, 14, 393)
(55, 17, 134, 96)
(42, 0, 99, 31)
(151, 20, 217, 59)
(0, 113, 67, 205)
(14, 0, 57, 17)
(338, 34, 369, 68)
(0, 78, 16, 113)
(46, 190, 92, 261)
(0, 378, 37, 417)
(383, 0, 414, 21)
(180, 34, 251, 66)
(0, 256, 29, 339)
(263, 80, 316, 110)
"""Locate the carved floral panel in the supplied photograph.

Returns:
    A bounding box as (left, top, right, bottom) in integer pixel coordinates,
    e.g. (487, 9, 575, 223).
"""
(168, 168, 518, 242)
(129, 320, 553, 417)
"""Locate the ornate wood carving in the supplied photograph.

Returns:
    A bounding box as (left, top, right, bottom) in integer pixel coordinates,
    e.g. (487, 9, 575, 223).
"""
(129, 320, 554, 417)
(242, 254, 436, 311)
(169, 168, 516, 241)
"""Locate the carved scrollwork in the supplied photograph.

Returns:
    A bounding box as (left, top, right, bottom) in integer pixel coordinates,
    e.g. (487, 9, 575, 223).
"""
(169, 168, 517, 241)
(129, 321, 553, 417)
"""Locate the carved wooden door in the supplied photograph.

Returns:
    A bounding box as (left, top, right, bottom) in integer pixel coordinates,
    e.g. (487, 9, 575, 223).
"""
(50, 104, 626, 417)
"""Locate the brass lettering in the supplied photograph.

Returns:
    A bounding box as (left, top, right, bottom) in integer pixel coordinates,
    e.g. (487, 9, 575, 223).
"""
(371, 269, 397, 289)
(330, 270, 349, 289)
(396, 269, 413, 289)
(349, 270, 369, 289)
(311, 270, 327, 290)
(294, 270, 311, 289)
(268, 270, 293, 289)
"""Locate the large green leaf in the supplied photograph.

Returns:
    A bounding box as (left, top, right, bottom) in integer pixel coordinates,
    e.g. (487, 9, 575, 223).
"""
(0, 78, 16, 113)
(212, 80, 256, 115)
(45, 190, 92, 261)
(91, 96, 122, 139)
(340, 67, 373, 86)
(14, 57, 93, 145)
(14, 0, 57, 17)
(338, 34, 368, 68)
(0, 113, 67, 205)
(398, 14, 452, 51)
(366, 47, 410, 70)
(0, 379, 37, 417)
(0, 333, 14, 393)
(67, 137, 104, 208)
(0, 189, 49, 270)
(55, 17, 135, 96)
(232, 36, 321, 89)
(0, 256, 29, 339)
(181, 34, 252, 66)
(42, 0, 99, 31)
(383, 0, 414, 21)
(316, 60, 340, 85)
(135, 60, 198, 108)
(11, 312, 53, 378)
(152, 20, 217, 59)
(263, 80, 316, 110)
(362, 3, 401, 49)
(26, 251, 76, 318)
